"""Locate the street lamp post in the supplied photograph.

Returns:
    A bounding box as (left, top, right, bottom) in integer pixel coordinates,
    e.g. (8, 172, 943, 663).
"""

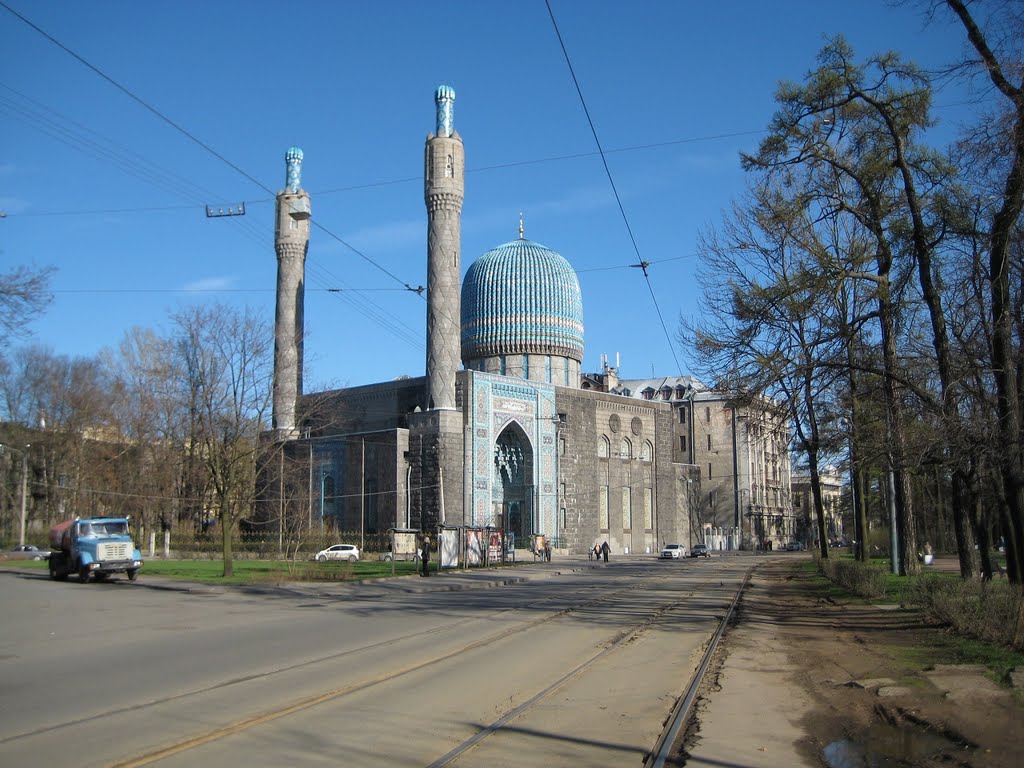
(319, 470, 327, 534)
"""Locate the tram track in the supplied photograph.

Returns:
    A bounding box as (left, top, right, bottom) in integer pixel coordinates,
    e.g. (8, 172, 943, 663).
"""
(89, 567, 705, 767)
(428, 566, 753, 767)
(3, 573, 627, 747)
(2, 562, 752, 768)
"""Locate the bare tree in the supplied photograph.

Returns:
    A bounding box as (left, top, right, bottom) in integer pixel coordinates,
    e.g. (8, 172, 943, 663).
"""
(170, 304, 273, 577)
(0, 264, 54, 343)
(944, 1, 1024, 604)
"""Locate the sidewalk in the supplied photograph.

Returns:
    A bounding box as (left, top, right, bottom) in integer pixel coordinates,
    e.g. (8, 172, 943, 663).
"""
(682, 557, 1024, 768)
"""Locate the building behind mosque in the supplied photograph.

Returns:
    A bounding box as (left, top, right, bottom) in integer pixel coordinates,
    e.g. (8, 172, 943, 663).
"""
(263, 86, 794, 556)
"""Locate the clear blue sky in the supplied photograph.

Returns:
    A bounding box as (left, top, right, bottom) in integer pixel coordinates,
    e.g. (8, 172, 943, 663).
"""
(1, 1, 977, 392)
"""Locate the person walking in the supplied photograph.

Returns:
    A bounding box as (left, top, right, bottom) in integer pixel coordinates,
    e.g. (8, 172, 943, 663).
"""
(420, 534, 431, 577)
(601, 541, 610, 563)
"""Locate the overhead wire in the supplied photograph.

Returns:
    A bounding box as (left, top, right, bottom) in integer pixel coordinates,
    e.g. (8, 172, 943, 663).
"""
(545, 0, 684, 377)
(0, 0, 424, 299)
(4, 0, 681, 419)
(0, 9, 424, 351)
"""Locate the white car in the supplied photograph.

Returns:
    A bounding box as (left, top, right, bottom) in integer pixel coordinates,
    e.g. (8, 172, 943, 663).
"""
(660, 543, 685, 559)
(313, 544, 360, 562)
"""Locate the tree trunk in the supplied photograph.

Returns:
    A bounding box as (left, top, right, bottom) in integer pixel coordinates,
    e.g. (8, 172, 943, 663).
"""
(952, 468, 980, 578)
(221, 509, 234, 578)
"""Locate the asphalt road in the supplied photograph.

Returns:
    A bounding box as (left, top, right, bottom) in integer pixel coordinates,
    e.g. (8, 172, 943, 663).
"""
(0, 557, 750, 767)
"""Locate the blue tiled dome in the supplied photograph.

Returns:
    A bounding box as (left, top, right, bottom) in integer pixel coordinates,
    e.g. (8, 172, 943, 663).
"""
(461, 239, 584, 362)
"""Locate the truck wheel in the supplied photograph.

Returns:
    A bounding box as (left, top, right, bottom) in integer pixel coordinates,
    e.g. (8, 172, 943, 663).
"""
(127, 569, 139, 581)
(78, 565, 91, 583)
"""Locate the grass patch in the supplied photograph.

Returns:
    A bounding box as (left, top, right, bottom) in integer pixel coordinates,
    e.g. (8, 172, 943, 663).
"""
(0, 556, 535, 584)
(0, 556, 429, 584)
(137, 558, 427, 584)
(897, 631, 1024, 693)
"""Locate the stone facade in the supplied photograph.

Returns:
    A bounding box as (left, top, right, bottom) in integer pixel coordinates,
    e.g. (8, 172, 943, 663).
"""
(263, 87, 697, 555)
(792, 466, 845, 545)
(611, 374, 796, 551)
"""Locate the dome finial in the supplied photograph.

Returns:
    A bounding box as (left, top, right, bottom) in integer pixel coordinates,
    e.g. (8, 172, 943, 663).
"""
(518, 211, 524, 240)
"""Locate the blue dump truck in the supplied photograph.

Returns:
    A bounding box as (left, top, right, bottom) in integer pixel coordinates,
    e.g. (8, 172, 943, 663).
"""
(48, 517, 143, 583)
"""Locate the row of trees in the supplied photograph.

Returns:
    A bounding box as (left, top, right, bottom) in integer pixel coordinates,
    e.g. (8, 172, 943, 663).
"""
(0, 304, 291, 577)
(685, 1, 1023, 615)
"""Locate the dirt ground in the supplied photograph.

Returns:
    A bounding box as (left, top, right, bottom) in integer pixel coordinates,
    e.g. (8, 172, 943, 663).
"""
(682, 558, 1024, 768)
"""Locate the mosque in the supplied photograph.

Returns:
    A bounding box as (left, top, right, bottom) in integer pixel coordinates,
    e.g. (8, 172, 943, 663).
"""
(263, 85, 698, 557)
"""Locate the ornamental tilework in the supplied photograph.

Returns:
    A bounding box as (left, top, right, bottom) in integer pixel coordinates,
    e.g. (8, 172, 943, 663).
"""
(461, 240, 584, 361)
(468, 372, 558, 535)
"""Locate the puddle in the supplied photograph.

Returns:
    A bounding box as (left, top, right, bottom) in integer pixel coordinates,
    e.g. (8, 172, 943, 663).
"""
(823, 722, 965, 767)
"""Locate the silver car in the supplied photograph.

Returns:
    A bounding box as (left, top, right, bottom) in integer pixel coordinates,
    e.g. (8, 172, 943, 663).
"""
(313, 544, 360, 562)
(659, 543, 685, 559)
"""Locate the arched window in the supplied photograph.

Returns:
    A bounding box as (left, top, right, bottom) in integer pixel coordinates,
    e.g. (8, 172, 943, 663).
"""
(598, 435, 610, 458)
(641, 440, 653, 462)
(620, 437, 632, 460)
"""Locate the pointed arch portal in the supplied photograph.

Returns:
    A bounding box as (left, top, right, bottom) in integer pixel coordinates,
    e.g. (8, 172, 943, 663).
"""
(493, 421, 535, 544)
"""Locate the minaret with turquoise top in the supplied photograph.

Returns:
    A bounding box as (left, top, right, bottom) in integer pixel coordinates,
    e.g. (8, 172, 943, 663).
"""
(424, 85, 464, 410)
(272, 147, 311, 438)
(409, 86, 466, 530)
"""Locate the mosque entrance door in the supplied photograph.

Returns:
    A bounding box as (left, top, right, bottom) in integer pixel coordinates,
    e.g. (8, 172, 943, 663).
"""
(493, 423, 534, 546)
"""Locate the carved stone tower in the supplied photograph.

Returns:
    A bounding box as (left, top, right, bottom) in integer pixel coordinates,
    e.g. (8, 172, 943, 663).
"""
(409, 86, 466, 530)
(424, 85, 464, 411)
(272, 147, 311, 439)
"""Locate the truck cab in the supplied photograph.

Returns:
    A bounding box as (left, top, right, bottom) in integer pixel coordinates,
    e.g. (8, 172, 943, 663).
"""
(48, 517, 143, 583)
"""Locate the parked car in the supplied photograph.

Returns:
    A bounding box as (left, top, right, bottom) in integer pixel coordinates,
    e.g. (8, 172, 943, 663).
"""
(10, 544, 49, 560)
(313, 544, 360, 562)
(660, 543, 685, 559)
(689, 543, 711, 558)
(786, 541, 805, 552)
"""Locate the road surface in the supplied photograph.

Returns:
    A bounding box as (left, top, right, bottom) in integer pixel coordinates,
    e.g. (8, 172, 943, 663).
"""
(0, 557, 749, 767)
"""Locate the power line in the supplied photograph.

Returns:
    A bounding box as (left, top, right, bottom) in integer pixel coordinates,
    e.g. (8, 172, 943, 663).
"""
(0, 0, 423, 298)
(3, 129, 770, 219)
(544, 0, 684, 377)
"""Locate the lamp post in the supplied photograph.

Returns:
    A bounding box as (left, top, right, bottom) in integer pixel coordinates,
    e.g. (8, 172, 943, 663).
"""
(319, 470, 327, 534)
(0, 443, 29, 547)
(685, 478, 695, 549)
(739, 488, 751, 550)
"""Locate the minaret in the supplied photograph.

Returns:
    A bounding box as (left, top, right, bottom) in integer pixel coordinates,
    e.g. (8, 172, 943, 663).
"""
(409, 86, 466, 532)
(424, 85, 464, 410)
(272, 147, 311, 438)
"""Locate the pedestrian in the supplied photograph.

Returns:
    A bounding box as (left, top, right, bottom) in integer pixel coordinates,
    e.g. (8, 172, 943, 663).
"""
(588, 545, 593, 561)
(593, 544, 601, 560)
(420, 534, 431, 577)
(601, 541, 610, 563)
(544, 537, 551, 562)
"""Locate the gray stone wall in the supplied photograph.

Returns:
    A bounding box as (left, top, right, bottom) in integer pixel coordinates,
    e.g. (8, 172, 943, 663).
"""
(408, 408, 465, 530)
(554, 388, 689, 555)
